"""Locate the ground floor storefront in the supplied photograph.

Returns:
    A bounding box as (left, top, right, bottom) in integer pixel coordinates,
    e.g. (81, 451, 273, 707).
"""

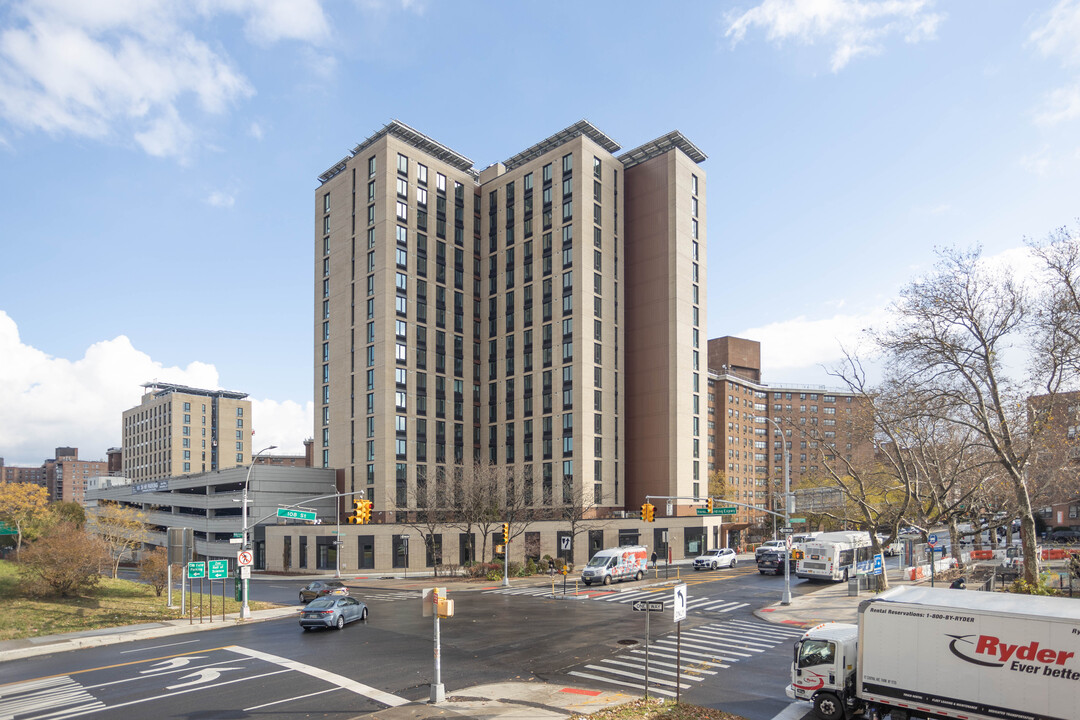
(263, 516, 735, 574)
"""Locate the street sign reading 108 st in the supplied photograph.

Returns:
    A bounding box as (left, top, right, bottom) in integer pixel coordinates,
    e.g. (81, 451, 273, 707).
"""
(277, 508, 317, 522)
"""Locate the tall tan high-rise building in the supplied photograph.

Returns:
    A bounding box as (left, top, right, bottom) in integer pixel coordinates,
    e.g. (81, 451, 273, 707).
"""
(121, 383, 252, 481)
(316, 120, 707, 520)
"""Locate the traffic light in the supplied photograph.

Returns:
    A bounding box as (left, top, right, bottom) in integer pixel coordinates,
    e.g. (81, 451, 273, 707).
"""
(348, 499, 363, 524)
(641, 502, 655, 522)
(706, 497, 714, 513)
(359, 499, 372, 524)
(502, 522, 510, 544)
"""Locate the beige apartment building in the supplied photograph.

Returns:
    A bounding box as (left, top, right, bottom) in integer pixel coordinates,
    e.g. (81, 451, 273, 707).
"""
(121, 382, 252, 481)
(315, 120, 706, 526)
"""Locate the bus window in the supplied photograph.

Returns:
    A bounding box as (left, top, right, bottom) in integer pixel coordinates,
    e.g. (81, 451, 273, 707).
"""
(839, 549, 854, 566)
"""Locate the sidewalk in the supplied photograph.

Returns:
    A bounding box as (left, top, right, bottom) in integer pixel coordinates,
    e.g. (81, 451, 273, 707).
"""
(0, 557, 916, 719)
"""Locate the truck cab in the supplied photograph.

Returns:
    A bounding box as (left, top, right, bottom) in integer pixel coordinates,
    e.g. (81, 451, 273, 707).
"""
(790, 622, 859, 720)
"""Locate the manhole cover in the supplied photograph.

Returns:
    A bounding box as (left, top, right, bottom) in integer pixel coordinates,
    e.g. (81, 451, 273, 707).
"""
(617, 639, 639, 646)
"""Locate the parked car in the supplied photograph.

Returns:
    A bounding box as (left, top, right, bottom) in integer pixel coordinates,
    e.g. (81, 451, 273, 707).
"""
(757, 550, 793, 575)
(1048, 529, 1080, 543)
(299, 580, 349, 603)
(299, 596, 367, 631)
(755, 540, 787, 562)
(693, 548, 737, 570)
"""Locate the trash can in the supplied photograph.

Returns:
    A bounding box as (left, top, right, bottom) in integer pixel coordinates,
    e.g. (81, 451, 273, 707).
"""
(848, 575, 860, 596)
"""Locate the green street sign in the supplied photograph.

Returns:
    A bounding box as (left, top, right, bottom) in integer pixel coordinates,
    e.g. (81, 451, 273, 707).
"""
(208, 560, 228, 579)
(277, 508, 317, 522)
(789, 518, 806, 523)
(0, 522, 16, 536)
(696, 507, 737, 515)
(186, 561, 206, 579)
(232, 532, 243, 538)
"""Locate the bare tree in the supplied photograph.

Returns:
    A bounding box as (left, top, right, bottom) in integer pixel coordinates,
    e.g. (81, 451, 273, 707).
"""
(552, 472, 607, 561)
(1029, 224, 1080, 383)
(446, 459, 501, 563)
(874, 246, 1060, 585)
(401, 465, 452, 575)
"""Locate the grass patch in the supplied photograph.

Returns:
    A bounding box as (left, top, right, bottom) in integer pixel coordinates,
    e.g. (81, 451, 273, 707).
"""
(0, 560, 276, 642)
(570, 698, 748, 720)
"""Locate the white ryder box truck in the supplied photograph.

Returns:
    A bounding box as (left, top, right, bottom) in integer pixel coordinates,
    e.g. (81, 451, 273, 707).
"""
(789, 585, 1080, 720)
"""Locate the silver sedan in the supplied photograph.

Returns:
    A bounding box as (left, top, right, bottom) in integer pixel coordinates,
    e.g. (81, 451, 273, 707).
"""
(299, 595, 368, 631)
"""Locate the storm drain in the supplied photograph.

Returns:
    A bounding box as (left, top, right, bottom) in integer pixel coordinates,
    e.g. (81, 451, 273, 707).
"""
(616, 639, 640, 647)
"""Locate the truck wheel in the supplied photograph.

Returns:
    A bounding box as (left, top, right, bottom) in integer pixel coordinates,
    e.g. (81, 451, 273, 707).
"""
(813, 692, 844, 720)
(635, 570, 644, 581)
(602, 575, 611, 586)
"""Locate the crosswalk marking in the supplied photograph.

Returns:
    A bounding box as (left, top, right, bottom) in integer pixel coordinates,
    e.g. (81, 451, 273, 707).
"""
(0, 676, 105, 720)
(565, 618, 805, 697)
(481, 586, 751, 616)
(355, 591, 422, 602)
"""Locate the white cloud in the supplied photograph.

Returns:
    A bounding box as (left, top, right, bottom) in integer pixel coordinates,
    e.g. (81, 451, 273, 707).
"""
(249, 121, 264, 140)
(206, 190, 236, 208)
(0, 311, 310, 466)
(1034, 82, 1080, 126)
(1020, 145, 1053, 175)
(739, 308, 889, 381)
(1030, 0, 1080, 68)
(1029, 0, 1080, 126)
(724, 0, 944, 72)
(0, 0, 329, 158)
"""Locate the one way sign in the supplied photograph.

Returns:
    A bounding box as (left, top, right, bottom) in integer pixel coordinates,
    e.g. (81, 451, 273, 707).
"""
(632, 600, 665, 612)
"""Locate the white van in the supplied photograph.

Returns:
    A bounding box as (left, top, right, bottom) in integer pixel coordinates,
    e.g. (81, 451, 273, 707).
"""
(580, 545, 648, 586)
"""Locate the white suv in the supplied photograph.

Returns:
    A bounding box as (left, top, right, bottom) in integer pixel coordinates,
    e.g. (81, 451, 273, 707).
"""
(755, 540, 787, 562)
(693, 548, 737, 570)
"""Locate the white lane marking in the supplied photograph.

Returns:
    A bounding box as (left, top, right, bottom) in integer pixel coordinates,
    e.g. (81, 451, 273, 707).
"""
(121, 640, 200, 654)
(225, 645, 407, 707)
(139, 656, 207, 673)
(769, 701, 811, 720)
(567, 671, 676, 698)
(243, 687, 340, 711)
(599, 659, 706, 681)
(580, 665, 688, 689)
(166, 667, 245, 690)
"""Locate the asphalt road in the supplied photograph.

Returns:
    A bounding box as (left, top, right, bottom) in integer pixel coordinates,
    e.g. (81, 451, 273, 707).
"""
(5, 565, 822, 720)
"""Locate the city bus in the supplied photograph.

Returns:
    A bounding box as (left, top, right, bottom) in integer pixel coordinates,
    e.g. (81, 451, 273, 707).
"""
(795, 531, 880, 582)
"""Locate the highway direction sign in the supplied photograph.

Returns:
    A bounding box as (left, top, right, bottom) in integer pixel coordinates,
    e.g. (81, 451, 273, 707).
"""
(277, 508, 317, 521)
(186, 562, 206, 579)
(208, 560, 228, 579)
(632, 601, 665, 612)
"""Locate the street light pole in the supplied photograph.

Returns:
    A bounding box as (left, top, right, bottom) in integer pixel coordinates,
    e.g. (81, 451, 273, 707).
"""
(768, 419, 793, 606)
(241, 445, 277, 619)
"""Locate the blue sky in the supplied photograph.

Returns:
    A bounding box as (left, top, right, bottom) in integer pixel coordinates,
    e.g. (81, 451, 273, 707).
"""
(1, 0, 1078, 466)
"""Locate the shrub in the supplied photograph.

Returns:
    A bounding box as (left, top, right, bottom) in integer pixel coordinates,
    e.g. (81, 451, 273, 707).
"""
(524, 559, 538, 576)
(19, 522, 109, 597)
(137, 548, 170, 597)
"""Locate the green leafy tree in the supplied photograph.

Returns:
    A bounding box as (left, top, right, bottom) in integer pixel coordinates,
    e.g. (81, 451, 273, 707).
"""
(0, 482, 50, 561)
(89, 502, 150, 577)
